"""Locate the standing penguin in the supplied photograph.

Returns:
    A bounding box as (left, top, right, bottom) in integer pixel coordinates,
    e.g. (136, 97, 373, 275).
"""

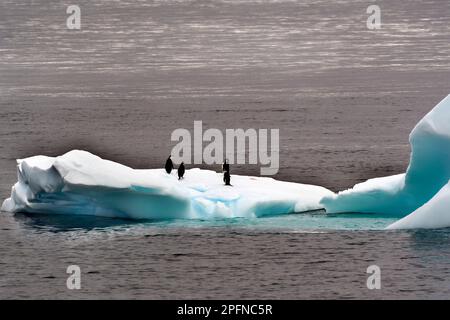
(165, 156, 174, 174)
(178, 162, 185, 180)
(224, 170, 231, 186)
(222, 159, 230, 174)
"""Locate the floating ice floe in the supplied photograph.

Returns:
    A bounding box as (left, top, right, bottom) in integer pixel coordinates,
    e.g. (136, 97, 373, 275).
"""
(321, 94, 450, 229)
(3, 94, 450, 229)
(1, 150, 333, 220)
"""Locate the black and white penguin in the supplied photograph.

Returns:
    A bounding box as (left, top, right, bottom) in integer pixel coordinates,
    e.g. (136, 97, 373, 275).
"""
(165, 156, 174, 174)
(178, 162, 185, 180)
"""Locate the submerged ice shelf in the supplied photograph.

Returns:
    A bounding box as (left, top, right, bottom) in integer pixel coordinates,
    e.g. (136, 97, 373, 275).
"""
(1, 150, 333, 220)
(3, 94, 450, 230)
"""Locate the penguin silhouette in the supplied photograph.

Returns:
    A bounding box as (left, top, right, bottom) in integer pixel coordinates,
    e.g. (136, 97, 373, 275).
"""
(224, 170, 231, 186)
(178, 162, 185, 180)
(165, 156, 174, 174)
(222, 159, 230, 174)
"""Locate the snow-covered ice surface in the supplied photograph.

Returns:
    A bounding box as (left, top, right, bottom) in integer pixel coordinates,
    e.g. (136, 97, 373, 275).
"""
(321, 94, 450, 229)
(1, 150, 333, 220)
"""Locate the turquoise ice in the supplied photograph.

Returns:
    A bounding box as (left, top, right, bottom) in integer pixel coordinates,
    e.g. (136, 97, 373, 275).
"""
(321, 94, 450, 229)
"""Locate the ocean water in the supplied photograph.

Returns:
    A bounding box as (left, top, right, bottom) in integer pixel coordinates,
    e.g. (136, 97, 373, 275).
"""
(2, 211, 450, 299)
(1, 0, 450, 299)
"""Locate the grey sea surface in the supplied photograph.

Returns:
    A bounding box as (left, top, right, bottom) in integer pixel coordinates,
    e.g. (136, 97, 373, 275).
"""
(1, 0, 450, 299)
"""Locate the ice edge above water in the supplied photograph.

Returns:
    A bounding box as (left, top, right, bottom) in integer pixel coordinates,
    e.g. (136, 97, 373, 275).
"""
(1, 150, 333, 221)
(3, 94, 450, 230)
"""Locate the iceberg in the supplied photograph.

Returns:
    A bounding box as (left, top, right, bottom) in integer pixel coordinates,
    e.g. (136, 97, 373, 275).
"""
(321, 94, 450, 228)
(1, 150, 333, 220)
(4, 94, 450, 229)
(386, 182, 450, 230)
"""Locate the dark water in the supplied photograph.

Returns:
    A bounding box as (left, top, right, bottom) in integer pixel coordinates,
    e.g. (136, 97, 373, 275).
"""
(1, 212, 450, 299)
(1, 0, 450, 299)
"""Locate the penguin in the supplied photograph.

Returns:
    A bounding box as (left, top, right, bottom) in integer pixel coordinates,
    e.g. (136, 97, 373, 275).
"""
(165, 156, 174, 174)
(222, 159, 230, 173)
(224, 170, 231, 186)
(178, 162, 185, 180)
